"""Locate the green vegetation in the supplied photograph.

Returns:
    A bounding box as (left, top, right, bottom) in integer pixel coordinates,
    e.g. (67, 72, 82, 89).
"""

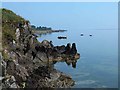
(31, 25, 52, 30)
(1, 8, 26, 48)
(2, 8, 25, 23)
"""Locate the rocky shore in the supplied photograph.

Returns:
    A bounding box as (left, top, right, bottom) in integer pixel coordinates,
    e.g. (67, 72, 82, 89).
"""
(1, 8, 80, 89)
(1, 34, 80, 88)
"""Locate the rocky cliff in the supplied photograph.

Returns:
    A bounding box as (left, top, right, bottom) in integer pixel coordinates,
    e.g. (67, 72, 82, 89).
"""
(0, 8, 80, 89)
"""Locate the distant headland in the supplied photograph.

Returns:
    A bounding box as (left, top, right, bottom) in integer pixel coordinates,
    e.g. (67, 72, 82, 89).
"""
(31, 25, 67, 35)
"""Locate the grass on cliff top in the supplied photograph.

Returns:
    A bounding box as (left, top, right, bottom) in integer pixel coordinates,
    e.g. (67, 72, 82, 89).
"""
(1, 8, 28, 60)
(2, 8, 25, 23)
(1, 8, 27, 49)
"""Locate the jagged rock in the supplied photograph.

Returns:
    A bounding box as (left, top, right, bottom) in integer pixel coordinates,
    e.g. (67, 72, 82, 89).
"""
(70, 43, 77, 55)
(2, 36, 80, 89)
(1, 60, 7, 76)
(2, 75, 19, 88)
(6, 61, 29, 83)
(36, 52, 48, 62)
(2, 9, 80, 88)
(26, 68, 74, 88)
(64, 43, 71, 54)
(1, 53, 6, 76)
(45, 69, 75, 88)
(31, 50, 37, 60)
(41, 40, 53, 48)
(50, 41, 54, 48)
(15, 28, 20, 42)
(35, 45, 46, 52)
(55, 45, 65, 53)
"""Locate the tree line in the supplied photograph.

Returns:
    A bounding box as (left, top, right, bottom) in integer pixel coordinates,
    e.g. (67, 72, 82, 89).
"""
(31, 25, 52, 30)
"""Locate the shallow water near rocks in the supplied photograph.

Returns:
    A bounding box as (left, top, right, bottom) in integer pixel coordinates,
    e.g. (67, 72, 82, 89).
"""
(38, 29, 118, 88)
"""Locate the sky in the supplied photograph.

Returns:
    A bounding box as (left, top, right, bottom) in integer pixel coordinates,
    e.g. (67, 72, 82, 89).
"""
(1, 0, 120, 2)
(2, 2, 118, 30)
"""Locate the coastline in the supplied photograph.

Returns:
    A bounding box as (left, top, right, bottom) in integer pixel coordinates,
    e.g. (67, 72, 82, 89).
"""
(32, 29, 67, 35)
(1, 8, 80, 88)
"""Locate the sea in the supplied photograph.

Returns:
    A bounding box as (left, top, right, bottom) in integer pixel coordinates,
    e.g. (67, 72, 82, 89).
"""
(37, 29, 118, 88)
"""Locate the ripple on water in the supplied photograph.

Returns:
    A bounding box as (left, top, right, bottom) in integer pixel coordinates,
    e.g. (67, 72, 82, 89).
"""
(76, 80, 96, 85)
(73, 72, 90, 78)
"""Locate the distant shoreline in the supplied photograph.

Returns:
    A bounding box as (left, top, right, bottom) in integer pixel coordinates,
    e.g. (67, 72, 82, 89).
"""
(32, 29, 67, 35)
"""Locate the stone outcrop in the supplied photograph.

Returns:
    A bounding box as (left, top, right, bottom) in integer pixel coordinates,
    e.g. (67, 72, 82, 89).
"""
(1, 9, 80, 89)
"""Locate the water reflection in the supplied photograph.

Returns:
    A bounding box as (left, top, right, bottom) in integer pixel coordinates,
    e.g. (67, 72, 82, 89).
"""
(38, 29, 118, 88)
(65, 59, 78, 68)
(72, 61, 77, 68)
(52, 59, 79, 68)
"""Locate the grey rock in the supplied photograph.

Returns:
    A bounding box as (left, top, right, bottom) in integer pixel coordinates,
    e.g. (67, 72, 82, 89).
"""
(41, 40, 53, 48)
(2, 21, 80, 88)
(2, 75, 19, 88)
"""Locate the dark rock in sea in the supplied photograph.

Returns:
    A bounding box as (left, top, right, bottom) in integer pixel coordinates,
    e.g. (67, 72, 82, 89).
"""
(80, 33, 84, 36)
(58, 36, 67, 39)
(63, 43, 71, 54)
(70, 43, 77, 55)
(89, 34, 92, 36)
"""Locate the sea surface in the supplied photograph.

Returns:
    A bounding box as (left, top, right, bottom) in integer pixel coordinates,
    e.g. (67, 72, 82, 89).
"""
(37, 29, 118, 88)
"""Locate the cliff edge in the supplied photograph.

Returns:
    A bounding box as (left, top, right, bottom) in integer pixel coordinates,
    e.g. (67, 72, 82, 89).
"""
(0, 8, 80, 88)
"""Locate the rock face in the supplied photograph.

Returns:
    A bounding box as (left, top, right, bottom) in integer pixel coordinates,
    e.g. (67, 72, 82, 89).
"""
(1, 10, 80, 88)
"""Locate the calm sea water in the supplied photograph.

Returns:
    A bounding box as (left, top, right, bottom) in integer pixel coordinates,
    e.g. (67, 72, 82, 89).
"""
(38, 29, 118, 88)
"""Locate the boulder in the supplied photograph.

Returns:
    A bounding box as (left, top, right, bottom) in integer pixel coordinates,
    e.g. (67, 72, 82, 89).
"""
(41, 40, 53, 48)
(6, 61, 29, 83)
(2, 75, 19, 88)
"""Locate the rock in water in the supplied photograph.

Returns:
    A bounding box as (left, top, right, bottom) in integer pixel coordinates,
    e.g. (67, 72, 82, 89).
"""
(64, 43, 71, 54)
(70, 43, 77, 55)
